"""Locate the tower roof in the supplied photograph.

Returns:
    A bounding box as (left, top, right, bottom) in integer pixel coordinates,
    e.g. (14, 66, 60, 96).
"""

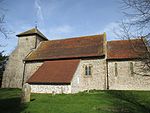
(16, 28, 48, 40)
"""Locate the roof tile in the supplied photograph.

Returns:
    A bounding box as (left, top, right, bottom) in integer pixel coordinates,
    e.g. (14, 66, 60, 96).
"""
(25, 34, 105, 61)
(107, 39, 147, 59)
(27, 60, 80, 84)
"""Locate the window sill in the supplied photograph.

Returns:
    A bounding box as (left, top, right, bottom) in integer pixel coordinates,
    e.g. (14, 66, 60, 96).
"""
(84, 75, 92, 78)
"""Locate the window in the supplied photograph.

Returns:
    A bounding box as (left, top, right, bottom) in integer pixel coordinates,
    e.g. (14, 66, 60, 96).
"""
(130, 62, 134, 77)
(115, 63, 118, 77)
(85, 65, 92, 76)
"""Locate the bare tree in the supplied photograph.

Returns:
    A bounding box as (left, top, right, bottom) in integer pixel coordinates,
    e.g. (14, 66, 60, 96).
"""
(0, 15, 9, 39)
(119, 0, 150, 38)
(0, 0, 11, 48)
(117, 0, 150, 72)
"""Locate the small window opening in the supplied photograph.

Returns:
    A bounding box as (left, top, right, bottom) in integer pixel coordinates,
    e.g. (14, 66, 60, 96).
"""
(85, 65, 92, 76)
(130, 62, 134, 77)
(115, 63, 118, 77)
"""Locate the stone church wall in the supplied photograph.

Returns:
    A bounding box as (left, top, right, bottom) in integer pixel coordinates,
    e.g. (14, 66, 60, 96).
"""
(108, 60, 150, 90)
(23, 62, 43, 84)
(30, 84, 71, 94)
(2, 47, 20, 88)
(26, 59, 107, 94)
(71, 59, 107, 93)
(2, 35, 43, 88)
(24, 62, 71, 94)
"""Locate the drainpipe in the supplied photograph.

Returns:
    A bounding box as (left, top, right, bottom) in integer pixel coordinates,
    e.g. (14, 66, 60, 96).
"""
(103, 32, 109, 90)
(106, 60, 109, 89)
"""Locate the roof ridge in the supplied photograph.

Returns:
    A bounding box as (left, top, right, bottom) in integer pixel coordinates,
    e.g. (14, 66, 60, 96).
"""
(44, 33, 105, 42)
(108, 38, 142, 42)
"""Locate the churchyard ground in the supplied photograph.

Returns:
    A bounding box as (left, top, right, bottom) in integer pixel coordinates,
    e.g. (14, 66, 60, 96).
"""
(0, 88, 150, 113)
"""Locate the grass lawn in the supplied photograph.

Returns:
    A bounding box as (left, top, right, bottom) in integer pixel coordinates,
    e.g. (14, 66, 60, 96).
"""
(0, 89, 150, 113)
(0, 88, 25, 113)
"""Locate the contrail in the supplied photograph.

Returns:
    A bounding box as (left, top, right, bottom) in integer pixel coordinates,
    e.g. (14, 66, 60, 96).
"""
(35, 0, 44, 27)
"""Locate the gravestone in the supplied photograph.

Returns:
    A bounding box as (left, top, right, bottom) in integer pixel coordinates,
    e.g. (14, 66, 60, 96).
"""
(21, 83, 31, 103)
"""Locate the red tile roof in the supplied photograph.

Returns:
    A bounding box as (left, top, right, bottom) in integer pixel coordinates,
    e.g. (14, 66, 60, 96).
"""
(25, 34, 105, 61)
(27, 60, 80, 84)
(107, 39, 147, 59)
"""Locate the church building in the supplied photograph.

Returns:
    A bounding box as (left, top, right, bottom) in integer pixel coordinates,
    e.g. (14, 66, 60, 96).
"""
(2, 28, 150, 93)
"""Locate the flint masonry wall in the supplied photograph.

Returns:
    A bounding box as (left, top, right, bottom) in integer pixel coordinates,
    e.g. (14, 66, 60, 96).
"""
(30, 85, 71, 94)
(108, 60, 150, 90)
(28, 59, 150, 93)
(24, 61, 71, 94)
(25, 59, 107, 94)
(2, 47, 20, 88)
(23, 62, 43, 85)
(71, 59, 107, 93)
(2, 35, 43, 88)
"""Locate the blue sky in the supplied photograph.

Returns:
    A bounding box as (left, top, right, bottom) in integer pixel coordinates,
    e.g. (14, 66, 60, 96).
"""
(1, 0, 124, 54)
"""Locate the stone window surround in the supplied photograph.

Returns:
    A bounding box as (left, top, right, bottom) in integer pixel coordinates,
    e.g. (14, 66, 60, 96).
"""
(130, 62, 134, 77)
(114, 62, 135, 77)
(115, 63, 118, 77)
(83, 64, 93, 77)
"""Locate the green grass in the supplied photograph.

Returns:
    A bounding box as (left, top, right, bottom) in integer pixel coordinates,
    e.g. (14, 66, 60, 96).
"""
(0, 89, 150, 113)
(0, 88, 26, 113)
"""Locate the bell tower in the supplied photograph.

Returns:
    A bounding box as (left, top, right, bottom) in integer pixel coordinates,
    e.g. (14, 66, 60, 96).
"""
(2, 28, 48, 88)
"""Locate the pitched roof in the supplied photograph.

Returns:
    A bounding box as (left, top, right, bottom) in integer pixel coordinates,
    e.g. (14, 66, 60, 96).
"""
(16, 28, 48, 40)
(107, 39, 147, 60)
(27, 60, 80, 84)
(25, 34, 105, 61)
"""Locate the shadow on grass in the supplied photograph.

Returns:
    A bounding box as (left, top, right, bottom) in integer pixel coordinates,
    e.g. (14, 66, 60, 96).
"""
(0, 97, 28, 113)
(106, 90, 150, 113)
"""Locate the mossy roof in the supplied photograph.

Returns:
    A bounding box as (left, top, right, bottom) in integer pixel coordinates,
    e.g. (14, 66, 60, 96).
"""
(25, 34, 105, 61)
(17, 28, 48, 40)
